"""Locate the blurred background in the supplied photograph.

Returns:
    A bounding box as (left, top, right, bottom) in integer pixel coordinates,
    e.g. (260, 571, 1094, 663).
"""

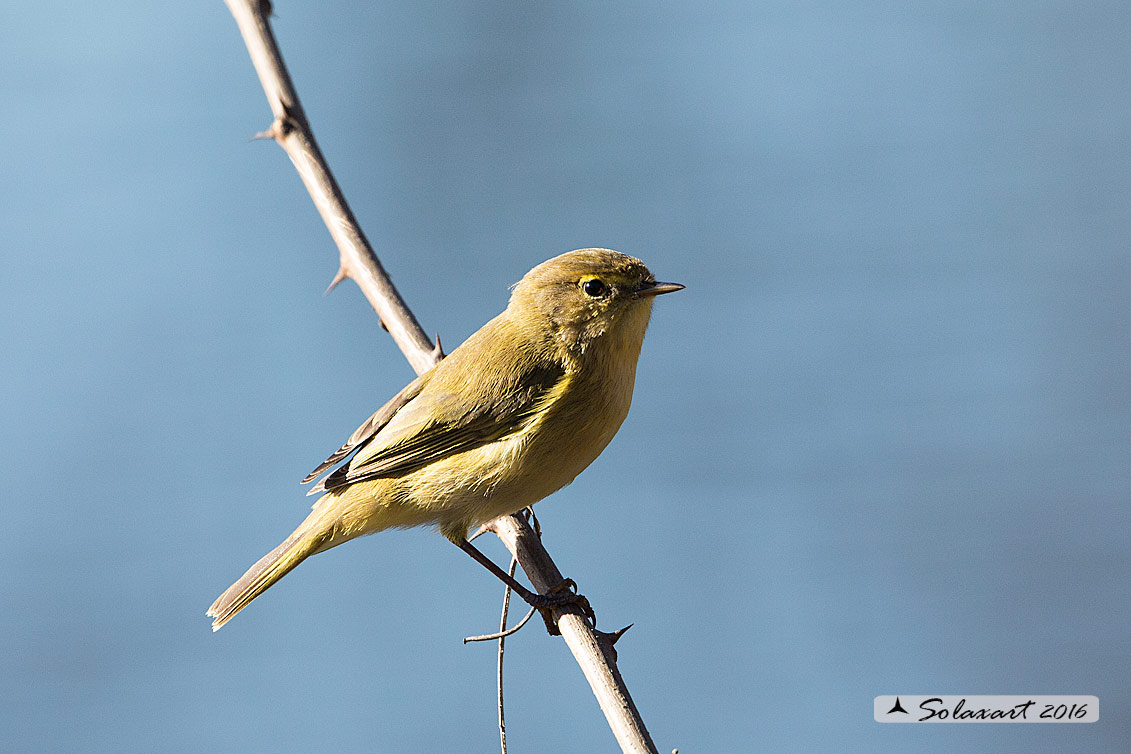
(2, 1, 1128, 752)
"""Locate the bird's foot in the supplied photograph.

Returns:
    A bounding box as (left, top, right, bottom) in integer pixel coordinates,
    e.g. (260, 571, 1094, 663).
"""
(527, 578, 596, 635)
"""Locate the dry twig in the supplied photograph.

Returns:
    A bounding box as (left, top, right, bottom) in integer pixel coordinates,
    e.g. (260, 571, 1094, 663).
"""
(497, 558, 517, 754)
(223, 2, 658, 752)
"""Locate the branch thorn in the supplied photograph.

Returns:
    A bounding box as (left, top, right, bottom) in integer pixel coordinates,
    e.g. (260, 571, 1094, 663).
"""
(324, 266, 348, 294)
(609, 623, 633, 644)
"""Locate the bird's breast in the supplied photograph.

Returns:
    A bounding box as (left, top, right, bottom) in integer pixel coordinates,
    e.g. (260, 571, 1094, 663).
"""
(518, 346, 640, 486)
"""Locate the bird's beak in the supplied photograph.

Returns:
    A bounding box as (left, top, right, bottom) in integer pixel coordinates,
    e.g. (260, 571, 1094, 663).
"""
(636, 281, 685, 298)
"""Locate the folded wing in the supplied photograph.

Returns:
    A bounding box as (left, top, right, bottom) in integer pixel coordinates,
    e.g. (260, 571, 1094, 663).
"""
(301, 370, 433, 485)
(305, 361, 567, 495)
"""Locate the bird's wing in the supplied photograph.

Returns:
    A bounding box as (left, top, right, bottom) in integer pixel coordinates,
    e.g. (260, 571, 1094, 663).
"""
(306, 361, 567, 495)
(301, 370, 433, 485)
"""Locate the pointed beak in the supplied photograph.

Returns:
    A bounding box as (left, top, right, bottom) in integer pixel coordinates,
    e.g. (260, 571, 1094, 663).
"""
(636, 281, 685, 298)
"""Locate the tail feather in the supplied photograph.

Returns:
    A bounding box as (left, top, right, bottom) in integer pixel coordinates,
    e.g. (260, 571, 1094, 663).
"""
(207, 527, 327, 631)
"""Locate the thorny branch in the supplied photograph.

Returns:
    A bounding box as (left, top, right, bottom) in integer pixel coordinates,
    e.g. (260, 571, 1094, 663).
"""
(223, 2, 659, 752)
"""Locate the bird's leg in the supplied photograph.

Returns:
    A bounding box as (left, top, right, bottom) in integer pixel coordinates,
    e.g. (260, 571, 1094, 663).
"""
(456, 538, 595, 633)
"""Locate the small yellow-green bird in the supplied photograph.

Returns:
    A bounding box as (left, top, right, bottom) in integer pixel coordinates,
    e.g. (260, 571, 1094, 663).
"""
(207, 248, 682, 630)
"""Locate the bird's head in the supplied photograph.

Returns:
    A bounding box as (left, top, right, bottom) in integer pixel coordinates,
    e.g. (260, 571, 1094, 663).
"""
(508, 248, 683, 356)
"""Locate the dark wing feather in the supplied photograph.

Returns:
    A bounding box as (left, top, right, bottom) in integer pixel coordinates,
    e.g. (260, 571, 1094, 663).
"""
(301, 371, 433, 485)
(310, 362, 566, 495)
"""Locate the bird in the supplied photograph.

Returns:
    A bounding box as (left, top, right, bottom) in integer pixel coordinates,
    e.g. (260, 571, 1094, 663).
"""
(207, 248, 682, 630)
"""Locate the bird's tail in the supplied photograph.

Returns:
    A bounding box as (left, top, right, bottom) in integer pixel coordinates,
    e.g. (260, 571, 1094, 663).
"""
(207, 515, 332, 631)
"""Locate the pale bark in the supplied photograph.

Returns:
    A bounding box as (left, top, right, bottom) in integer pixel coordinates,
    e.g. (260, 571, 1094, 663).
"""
(222, 2, 658, 752)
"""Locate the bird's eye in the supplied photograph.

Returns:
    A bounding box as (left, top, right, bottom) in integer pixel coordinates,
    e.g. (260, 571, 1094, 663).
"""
(581, 278, 608, 298)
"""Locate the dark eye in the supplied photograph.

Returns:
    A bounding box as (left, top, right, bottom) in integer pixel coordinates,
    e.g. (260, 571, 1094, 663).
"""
(582, 278, 607, 298)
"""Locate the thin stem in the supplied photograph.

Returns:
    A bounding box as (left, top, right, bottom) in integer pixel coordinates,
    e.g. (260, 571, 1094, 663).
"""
(498, 557, 516, 754)
(463, 606, 537, 644)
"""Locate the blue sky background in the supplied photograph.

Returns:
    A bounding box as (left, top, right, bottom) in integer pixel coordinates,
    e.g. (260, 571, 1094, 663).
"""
(2, 1, 1129, 752)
